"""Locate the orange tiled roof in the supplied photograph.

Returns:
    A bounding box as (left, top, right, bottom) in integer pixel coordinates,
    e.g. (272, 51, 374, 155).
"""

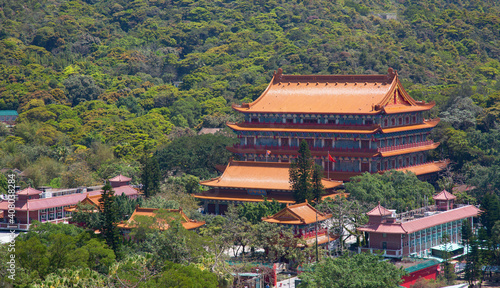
(200, 160, 343, 191)
(379, 142, 440, 157)
(433, 190, 456, 201)
(381, 119, 440, 134)
(64, 194, 102, 212)
(117, 207, 205, 230)
(227, 123, 380, 134)
(262, 202, 332, 225)
(302, 233, 340, 247)
(394, 160, 449, 176)
(232, 68, 434, 115)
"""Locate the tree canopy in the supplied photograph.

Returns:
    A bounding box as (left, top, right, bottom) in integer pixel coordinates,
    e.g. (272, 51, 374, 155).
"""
(345, 171, 436, 212)
(299, 253, 406, 288)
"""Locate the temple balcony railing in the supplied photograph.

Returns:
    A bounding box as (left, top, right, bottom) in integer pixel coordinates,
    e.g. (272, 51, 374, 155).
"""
(238, 121, 377, 129)
(0, 217, 71, 231)
(297, 228, 328, 239)
(358, 247, 403, 258)
(232, 144, 377, 153)
(377, 140, 435, 153)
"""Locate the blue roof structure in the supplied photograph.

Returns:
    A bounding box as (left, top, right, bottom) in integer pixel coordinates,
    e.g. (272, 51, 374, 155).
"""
(0, 110, 18, 116)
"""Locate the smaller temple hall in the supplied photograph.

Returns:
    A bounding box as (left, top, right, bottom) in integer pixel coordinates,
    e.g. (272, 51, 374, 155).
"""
(357, 190, 481, 258)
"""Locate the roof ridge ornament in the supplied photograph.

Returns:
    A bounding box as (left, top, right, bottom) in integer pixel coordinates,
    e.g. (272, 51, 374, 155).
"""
(387, 67, 397, 81)
(273, 68, 283, 82)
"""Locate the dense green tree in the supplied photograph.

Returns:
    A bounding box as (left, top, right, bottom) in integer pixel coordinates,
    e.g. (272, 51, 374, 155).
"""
(99, 182, 121, 255)
(63, 75, 103, 106)
(312, 164, 325, 203)
(155, 133, 237, 179)
(479, 193, 500, 238)
(141, 154, 161, 197)
(236, 200, 283, 225)
(142, 261, 219, 288)
(299, 253, 406, 288)
(290, 140, 313, 203)
(346, 171, 435, 212)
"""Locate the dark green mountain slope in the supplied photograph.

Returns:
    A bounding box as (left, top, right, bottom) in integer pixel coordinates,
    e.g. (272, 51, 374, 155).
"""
(0, 0, 500, 189)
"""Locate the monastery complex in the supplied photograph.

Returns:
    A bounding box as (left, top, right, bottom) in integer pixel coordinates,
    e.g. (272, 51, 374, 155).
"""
(196, 68, 448, 213)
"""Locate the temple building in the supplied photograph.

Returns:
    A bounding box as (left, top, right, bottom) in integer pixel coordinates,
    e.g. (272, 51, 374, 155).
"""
(196, 68, 447, 212)
(357, 190, 481, 258)
(262, 202, 339, 249)
(195, 160, 342, 214)
(117, 207, 205, 237)
(227, 68, 447, 181)
(0, 175, 139, 231)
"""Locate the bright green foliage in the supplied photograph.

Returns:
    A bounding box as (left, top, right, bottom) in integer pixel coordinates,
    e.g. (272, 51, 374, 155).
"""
(155, 133, 237, 179)
(166, 173, 203, 194)
(0, 173, 7, 194)
(141, 261, 219, 288)
(33, 268, 107, 288)
(299, 253, 406, 288)
(346, 171, 435, 212)
(137, 221, 208, 265)
(236, 200, 283, 225)
(13, 222, 115, 284)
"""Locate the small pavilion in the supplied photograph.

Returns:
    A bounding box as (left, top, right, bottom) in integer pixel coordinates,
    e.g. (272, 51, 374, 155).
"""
(262, 202, 339, 248)
(117, 207, 205, 234)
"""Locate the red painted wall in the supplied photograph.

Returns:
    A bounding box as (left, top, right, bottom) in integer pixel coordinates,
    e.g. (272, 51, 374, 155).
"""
(400, 264, 439, 288)
(369, 233, 401, 250)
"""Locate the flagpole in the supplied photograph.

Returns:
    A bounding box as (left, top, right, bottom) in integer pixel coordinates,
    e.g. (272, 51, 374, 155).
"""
(328, 151, 330, 180)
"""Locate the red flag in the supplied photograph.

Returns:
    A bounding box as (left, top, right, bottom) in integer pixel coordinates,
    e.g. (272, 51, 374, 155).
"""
(328, 154, 336, 162)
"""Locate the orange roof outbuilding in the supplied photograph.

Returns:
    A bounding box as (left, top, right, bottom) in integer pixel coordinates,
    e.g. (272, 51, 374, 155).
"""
(262, 202, 332, 225)
(117, 207, 205, 230)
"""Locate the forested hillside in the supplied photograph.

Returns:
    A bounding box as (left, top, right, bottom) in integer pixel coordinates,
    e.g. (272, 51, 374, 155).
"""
(1, 0, 500, 190)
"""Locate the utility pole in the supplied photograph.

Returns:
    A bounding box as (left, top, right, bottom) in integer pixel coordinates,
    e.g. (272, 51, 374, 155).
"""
(315, 202, 319, 262)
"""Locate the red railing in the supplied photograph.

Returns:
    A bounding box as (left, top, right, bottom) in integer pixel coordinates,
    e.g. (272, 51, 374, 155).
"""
(236, 121, 376, 129)
(377, 140, 434, 153)
(232, 144, 376, 153)
(299, 228, 328, 239)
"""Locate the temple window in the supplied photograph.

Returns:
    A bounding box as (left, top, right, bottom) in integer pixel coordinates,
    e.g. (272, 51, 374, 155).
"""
(384, 119, 388, 127)
(365, 119, 373, 125)
(391, 118, 395, 126)
(412, 116, 416, 123)
(303, 119, 316, 124)
(286, 118, 294, 124)
(251, 117, 259, 123)
(282, 138, 289, 147)
(405, 117, 409, 124)
(398, 118, 403, 125)
(324, 139, 332, 148)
